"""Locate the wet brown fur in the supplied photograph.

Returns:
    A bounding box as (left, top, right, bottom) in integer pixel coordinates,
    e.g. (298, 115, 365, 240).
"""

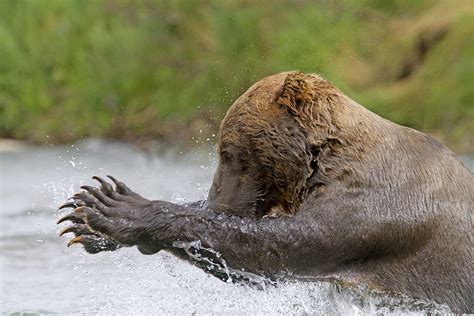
(208, 71, 473, 311)
(60, 71, 474, 312)
(215, 71, 374, 216)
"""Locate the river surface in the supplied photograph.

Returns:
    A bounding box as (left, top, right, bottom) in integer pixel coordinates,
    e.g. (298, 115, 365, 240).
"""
(1, 140, 472, 315)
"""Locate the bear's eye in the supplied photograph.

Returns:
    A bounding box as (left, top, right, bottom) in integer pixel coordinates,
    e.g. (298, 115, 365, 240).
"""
(221, 150, 233, 162)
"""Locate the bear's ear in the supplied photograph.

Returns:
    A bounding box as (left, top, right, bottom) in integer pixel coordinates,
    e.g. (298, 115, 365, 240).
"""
(275, 71, 316, 117)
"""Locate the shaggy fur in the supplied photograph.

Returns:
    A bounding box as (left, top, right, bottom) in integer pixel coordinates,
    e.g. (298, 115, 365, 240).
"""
(58, 71, 474, 313)
(210, 71, 377, 216)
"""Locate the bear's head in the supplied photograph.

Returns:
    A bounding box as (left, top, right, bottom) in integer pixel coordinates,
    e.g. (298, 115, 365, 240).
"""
(206, 71, 344, 217)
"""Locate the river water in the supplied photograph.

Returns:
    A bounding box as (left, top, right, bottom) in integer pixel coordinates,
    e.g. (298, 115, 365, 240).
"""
(1, 140, 472, 315)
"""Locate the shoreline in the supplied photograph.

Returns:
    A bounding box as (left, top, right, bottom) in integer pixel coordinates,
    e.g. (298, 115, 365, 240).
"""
(1, 134, 472, 157)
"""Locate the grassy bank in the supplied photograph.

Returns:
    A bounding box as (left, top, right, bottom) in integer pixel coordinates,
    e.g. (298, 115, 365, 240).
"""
(0, 0, 472, 152)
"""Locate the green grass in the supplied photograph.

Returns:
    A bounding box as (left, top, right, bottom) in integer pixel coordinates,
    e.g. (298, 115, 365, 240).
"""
(0, 0, 472, 151)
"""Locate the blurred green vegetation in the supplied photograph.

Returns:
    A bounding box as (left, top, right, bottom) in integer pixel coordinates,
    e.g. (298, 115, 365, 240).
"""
(0, 0, 472, 151)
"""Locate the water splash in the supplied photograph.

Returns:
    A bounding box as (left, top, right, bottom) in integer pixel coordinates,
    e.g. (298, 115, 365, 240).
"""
(0, 140, 465, 314)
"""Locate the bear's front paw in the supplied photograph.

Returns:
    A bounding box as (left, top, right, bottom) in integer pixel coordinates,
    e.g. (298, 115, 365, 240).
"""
(57, 175, 151, 252)
(57, 208, 120, 253)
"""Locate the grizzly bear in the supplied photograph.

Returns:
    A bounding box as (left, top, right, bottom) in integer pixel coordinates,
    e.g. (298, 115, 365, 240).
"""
(58, 71, 473, 313)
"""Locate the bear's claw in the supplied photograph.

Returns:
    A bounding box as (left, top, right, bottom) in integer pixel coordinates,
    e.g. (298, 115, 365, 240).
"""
(80, 185, 120, 206)
(106, 174, 146, 200)
(57, 212, 84, 225)
(92, 176, 115, 193)
(59, 223, 93, 237)
(58, 175, 149, 253)
(72, 192, 98, 206)
(106, 175, 128, 194)
(59, 201, 80, 210)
